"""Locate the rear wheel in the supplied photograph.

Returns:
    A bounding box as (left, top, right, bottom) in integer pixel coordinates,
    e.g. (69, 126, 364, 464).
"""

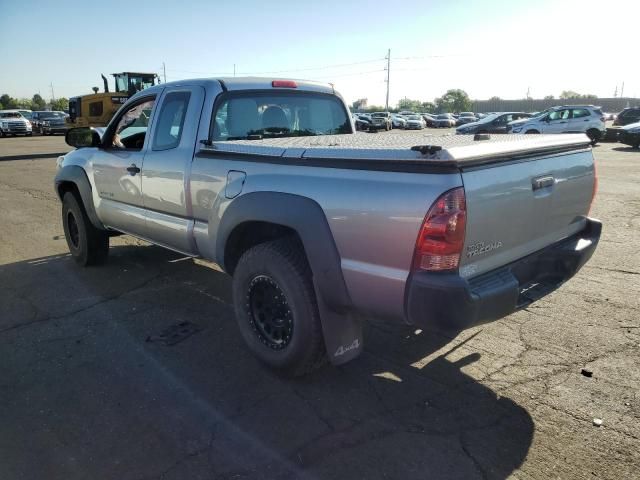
(525, 129, 540, 134)
(586, 128, 601, 145)
(62, 191, 109, 266)
(232, 238, 327, 376)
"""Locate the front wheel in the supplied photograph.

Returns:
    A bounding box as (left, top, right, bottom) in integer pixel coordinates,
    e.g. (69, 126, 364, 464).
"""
(525, 130, 540, 134)
(232, 238, 327, 376)
(62, 191, 109, 266)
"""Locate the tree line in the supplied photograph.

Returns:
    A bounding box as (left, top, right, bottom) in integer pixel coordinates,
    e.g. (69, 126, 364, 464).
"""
(353, 89, 600, 114)
(0, 93, 69, 112)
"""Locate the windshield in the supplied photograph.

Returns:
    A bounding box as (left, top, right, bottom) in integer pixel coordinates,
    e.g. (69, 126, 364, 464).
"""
(437, 114, 450, 119)
(481, 113, 500, 122)
(212, 92, 351, 140)
(0, 112, 22, 118)
(18, 110, 32, 119)
(407, 115, 421, 120)
(38, 111, 65, 119)
(371, 112, 387, 118)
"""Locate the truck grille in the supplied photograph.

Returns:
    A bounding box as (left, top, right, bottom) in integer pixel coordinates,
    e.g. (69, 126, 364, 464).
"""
(7, 122, 27, 132)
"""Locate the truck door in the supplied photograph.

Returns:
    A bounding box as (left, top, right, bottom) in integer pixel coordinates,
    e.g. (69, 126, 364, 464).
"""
(91, 95, 157, 237)
(141, 86, 205, 254)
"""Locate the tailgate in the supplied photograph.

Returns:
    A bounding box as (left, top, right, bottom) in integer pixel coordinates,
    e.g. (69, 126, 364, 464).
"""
(459, 148, 596, 279)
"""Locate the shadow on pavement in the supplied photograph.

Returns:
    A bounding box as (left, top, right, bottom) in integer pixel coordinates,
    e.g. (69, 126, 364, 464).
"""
(611, 146, 640, 153)
(0, 245, 534, 480)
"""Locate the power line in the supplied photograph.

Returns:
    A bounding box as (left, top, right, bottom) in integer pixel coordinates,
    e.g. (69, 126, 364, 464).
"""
(165, 57, 385, 77)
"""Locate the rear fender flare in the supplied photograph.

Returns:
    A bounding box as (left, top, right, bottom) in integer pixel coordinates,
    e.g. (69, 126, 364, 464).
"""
(217, 191, 363, 365)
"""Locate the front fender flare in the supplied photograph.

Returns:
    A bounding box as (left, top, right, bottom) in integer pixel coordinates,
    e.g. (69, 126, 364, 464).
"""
(54, 165, 105, 231)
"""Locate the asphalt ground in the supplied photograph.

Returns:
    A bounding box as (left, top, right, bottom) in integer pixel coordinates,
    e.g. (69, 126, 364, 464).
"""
(0, 133, 638, 480)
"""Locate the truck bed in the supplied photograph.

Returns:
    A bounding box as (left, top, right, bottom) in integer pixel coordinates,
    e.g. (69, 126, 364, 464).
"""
(205, 132, 591, 169)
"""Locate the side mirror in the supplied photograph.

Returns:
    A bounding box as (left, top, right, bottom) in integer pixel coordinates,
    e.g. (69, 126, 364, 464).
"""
(65, 127, 101, 148)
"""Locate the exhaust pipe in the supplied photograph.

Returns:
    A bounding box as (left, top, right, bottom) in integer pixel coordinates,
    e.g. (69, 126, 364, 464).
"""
(101, 74, 109, 93)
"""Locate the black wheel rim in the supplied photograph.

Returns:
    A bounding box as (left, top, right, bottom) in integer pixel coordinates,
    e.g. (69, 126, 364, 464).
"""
(247, 275, 293, 350)
(67, 211, 80, 249)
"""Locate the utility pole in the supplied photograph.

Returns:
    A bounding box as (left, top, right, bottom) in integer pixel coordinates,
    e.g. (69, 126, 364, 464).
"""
(233, 64, 236, 77)
(620, 81, 625, 98)
(162, 62, 167, 83)
(614, 85, 618, 98)
(385, 49, 390, 111)
(50, 83, 55, 102)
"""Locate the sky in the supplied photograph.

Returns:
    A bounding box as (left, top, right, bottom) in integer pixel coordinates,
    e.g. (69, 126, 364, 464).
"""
(1, 0, 638, 107)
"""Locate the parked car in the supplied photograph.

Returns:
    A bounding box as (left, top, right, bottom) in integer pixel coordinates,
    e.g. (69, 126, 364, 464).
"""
(57, 77, 600, 376)
(508, 106, 605, 144)
(39, 111, 68, 135)
(31, 111, 67, 134)
(456, 113, 477, 126)
(433, 113, 456, 128)
(421, 113, 437, 127)
(404, 114, 426, 129)
(391, 114, 407, 129)
(353, 114, 371, 131)
(370, 112, 392, 131)
(457, 112, 532, 135)
(606, 107, 640, 141)
(612, 107, 640, 126)
(618, 121, 640, 148)
(0, 110, 33, 136)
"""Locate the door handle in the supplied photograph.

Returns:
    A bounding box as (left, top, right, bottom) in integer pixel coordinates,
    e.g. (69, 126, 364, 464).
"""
(532, 175, 554, 191)
(127, 164, 141, 175)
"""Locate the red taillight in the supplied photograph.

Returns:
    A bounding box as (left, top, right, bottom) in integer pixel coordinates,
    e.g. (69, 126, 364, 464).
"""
(272, 80, 297, 88)
(413, 187, 467, 272)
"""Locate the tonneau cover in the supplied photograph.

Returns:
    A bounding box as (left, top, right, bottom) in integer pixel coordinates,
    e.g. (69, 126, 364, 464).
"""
(205, 132, 591, 168)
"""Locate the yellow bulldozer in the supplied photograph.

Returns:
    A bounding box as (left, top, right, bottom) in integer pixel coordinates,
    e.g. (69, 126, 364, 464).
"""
(66, 72, 160, 128)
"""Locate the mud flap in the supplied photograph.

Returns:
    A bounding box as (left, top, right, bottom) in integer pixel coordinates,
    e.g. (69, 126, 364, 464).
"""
(315, 288, 363, 366)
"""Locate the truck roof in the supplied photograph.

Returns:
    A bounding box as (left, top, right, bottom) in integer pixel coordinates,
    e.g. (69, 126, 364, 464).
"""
(206, 132, 591, 169)
(136, 77, 335, 97)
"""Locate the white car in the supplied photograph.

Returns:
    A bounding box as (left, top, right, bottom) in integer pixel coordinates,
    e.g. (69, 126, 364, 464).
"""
(0, 110, 33, 137)
(405, 115, 425, 130)
(509, 105, 605, 144)
(391, 114, 407, 129)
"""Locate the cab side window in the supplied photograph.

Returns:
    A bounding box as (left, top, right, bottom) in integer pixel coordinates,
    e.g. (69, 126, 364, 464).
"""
(572, 108, 590, 119)
(152, 91, 191, 151)
(111, 98, 156, 150)
(549, 109, 570, 121)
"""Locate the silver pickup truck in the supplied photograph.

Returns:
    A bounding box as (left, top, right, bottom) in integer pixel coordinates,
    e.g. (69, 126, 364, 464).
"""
(55, 78, 601, 376)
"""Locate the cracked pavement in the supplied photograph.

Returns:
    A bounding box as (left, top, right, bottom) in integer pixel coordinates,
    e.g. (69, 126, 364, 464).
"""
(0, 136, 638, 479)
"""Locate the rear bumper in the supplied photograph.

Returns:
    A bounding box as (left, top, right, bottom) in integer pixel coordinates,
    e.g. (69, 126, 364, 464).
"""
(406, 218, 602, 331)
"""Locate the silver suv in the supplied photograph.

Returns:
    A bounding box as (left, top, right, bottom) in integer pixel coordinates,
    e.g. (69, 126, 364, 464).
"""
(508, 105, 606, 144)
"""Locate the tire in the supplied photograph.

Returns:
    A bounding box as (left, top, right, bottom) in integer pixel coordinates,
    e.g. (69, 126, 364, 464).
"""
(62, 191, 109, 266)
(525, 130, 540, 134)
(586, 129, 601, 146)
(232, 238, 327, 376)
